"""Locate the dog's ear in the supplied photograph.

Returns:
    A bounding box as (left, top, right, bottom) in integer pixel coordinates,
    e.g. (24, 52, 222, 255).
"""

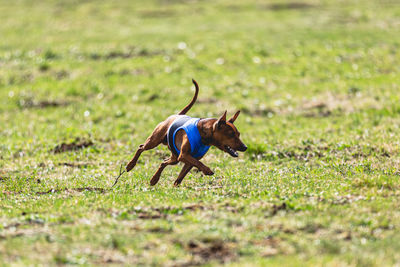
(228, 110, 240, 123)
(214, 110, 227, 130)
(217, 110, 227, 125)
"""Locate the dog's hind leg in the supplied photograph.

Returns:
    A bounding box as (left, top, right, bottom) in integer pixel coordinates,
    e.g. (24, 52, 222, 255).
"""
(173, 163, 193, 187)
(126, 121, 171, 172)
(150, 155, 178, 186)
(126, 138, 161, 172)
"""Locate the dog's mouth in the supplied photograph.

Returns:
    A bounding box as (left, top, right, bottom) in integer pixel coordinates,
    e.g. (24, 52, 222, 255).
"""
(224, 145, 238, 157)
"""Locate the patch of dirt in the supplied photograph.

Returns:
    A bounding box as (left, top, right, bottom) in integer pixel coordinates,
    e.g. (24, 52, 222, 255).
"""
(241, 91, 381, 118)
(261, 247, 280, 257)
(58, 162, 89, 168)
(106, 68, 146, 77)
(185, 239, 236, 264)
(301, 101, 332, 117)
(139, 9, 176, 18)
(89, 47, 165, 60)
(91, 250, 127, 265)
(265, 2, 316, 11)
(147, 226, 173, 233)
(147, 93, 159, 102)
(36, 187, 106, 195)
(330, 195, 366, 205)
(1, 190, 22, 195)
(335, 230, 352, 241)
(299, 92, 381, 117)
(52, 139, 94, 153)
(7, 73, 35, 85)
(248, 140, 392, 162)
(106, 51, 135, 59)
(0, 226, 49, 240)
(130, 204, 207, 220)
(242, 106, 275, 117)
(17, 98, 70, 109)
(249, 144, 325, 161)
(180, 204, 207, 211)
(2, 217, 45, 232)
(299, 222, 324, 234)
(53, 70, 70, 80)
(252, 236, 282, 257)
(309, 194, 367, 205)
(271, 202, 288, 216)
(159, 0, 196, 5)
(101, 203, 240, 223)
(136, 211, 166, 220)
(0, 232, 25, 240)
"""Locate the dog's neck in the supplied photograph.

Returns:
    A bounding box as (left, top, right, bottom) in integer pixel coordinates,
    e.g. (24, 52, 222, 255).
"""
(198, 118, 217, 146)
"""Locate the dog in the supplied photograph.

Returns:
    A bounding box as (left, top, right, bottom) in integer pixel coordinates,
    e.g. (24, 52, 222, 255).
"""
(125, 79, 247, 186)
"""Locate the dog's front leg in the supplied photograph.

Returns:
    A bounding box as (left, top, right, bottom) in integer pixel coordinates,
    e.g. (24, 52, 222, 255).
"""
(178, 153, 213, 175)
(177, 137, 214, 176)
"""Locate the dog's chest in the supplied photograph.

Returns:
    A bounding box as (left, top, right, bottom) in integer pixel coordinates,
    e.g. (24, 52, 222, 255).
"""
(167, 115, 210, 158)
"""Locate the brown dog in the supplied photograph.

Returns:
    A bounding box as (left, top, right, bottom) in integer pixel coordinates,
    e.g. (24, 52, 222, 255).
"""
(126, 79, 247, 186)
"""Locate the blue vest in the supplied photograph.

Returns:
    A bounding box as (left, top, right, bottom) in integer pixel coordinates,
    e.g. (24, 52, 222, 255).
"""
(167, 115, 210, 158)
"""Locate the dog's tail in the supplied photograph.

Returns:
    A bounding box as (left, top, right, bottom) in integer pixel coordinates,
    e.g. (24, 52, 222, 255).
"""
(178, 79, 199, 115)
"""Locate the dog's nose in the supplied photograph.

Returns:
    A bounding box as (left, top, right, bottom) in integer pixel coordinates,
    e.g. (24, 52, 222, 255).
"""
(239, 144, 247, 152)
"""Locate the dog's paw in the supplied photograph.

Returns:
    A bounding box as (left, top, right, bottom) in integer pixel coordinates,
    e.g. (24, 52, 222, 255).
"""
(150, 176, 160, 186)
(203, 168, 214, 176)
(126, 161, 136, 172)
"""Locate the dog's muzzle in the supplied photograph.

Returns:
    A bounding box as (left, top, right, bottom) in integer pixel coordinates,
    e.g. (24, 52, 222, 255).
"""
(238, 144, 247, 152)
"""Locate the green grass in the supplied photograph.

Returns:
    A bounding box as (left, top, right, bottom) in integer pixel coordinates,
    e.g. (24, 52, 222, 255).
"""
(1, 0, 400, 265)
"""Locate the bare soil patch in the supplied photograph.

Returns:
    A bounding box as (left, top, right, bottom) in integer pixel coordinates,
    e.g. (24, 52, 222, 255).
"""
(299, 92, 381, 117)
(271, 202, 288, 216)
(129, 204, 207, 219)
(252, 236, 282, 257)
(36, 187, 106, 195)
(139, 9, 176, 18)
(242, 106, 275, 117)
(17, 98, 70, 109)
(58, 162, 89, 168)
(52, 139, 94, 153)
(0, 228, 49, 240)
(185, 238, 237, 264)
(248, 141, 392, 162)
(266, 2, 316, 11)
(89, 47, 166, 60)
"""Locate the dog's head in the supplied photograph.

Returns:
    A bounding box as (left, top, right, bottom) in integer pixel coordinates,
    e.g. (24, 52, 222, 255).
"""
(211, 110, 247, 157)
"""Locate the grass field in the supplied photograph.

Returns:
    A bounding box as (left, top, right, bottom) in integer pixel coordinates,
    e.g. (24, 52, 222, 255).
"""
(1, 0, 400, 265)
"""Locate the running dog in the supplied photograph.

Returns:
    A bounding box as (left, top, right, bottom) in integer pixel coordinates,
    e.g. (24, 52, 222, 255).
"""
(126, 79, 247, 186)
